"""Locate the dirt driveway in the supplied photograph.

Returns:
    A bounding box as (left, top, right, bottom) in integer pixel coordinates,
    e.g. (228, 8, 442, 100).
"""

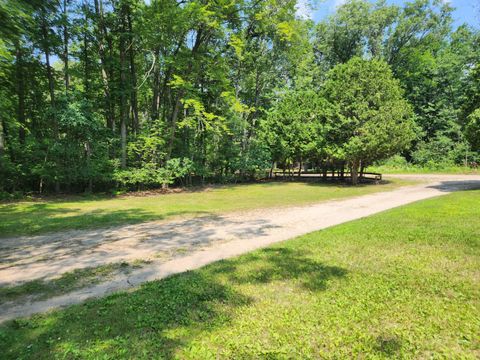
(1, 174, 479, 322)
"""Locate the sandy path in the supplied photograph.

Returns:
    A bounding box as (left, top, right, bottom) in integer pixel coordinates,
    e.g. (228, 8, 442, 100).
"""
(1, 174, 479, 323)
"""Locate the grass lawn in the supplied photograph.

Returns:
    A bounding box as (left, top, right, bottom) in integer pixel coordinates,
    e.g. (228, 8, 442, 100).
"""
(1, 190, 478, 359)
(367, 164, 480, 175)
(0, 179, 412, 237)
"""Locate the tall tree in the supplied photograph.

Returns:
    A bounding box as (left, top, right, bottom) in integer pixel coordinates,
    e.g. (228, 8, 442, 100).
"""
(321, 58, 415, 184)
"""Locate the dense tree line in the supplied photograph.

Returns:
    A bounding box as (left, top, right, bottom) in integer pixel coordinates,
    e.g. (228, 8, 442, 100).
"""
(0, 0, 478, 193)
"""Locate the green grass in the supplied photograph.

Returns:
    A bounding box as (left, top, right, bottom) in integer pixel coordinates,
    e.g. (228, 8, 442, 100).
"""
(0, 261, 148, 306)
(367, 164, 480, 175)
(0, 180, 412, 237)
(1, 190, 478, 359)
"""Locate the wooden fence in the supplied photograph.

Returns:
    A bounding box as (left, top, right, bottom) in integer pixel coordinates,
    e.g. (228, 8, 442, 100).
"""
(272, 171, 382, 182)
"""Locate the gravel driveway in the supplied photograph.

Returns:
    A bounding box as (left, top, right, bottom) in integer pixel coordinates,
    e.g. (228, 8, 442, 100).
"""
(1, 174, 479, 322)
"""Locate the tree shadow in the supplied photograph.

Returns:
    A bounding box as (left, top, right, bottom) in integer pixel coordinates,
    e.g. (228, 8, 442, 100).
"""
(0, 181, 333, 238)
(2, 271, 249, 359)
(0, 204, 211, 238)
(0, 213, 280, 285)
(301, 179, 396, 188)
(211, 247, 347, 292)
(0, 181, 302, 205)
(373, 335, 403, 356)
(0, 247, 347, 359)
(426, 180, 480, 192)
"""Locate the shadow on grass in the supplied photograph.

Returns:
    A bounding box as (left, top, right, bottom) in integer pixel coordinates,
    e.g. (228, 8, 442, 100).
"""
(0, 179, 403, 238)
(298, 179, 400, 189)
(0, 205, 211, 238)
(374, 335, 403, 356)
(0, 247, 347, 359)
(0, 181, 306, 205)
(213, 247, 347, 292)
(0, 213, 276, 283)
(426, 180, 480, 192)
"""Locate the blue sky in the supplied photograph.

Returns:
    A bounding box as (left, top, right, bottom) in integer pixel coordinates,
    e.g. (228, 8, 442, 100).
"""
(143, 0, 479, 29)
(298, 0, 479, 29)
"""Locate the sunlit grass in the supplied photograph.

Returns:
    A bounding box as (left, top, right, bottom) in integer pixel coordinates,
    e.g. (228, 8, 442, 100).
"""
(0, 179, 413, 237)
(1, 190, 478, 359)
(368, 164, 480, 175)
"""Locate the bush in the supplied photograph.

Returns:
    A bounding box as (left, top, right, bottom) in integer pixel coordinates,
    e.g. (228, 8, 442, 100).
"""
(412, 135, 468, 167)
(229, 141, 271, 179)
(378, 155, 409, 168)
(465, 108, 480, 151)
(113, 158, 193, 190)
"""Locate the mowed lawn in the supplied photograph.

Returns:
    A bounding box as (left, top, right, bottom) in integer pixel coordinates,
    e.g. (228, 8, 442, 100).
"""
(1, 190, 478, 359)
(0, 180, 411, 237)
(367, 165, 480, 175)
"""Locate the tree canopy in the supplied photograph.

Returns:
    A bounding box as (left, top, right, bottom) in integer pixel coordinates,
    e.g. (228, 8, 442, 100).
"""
(0, 0, 478, 194)
(321, 57, 415, 184)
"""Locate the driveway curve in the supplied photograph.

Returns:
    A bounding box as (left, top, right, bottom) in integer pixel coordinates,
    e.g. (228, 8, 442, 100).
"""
(1, 174, 479, 322)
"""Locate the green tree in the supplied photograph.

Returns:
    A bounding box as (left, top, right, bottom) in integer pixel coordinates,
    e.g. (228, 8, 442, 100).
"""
(262, 89, 329, 174)
(466, 108, 480, 152)
(321, 57, 415, 184)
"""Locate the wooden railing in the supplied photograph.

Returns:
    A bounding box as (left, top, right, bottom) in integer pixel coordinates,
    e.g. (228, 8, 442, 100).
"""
(272, 171, 382, 181)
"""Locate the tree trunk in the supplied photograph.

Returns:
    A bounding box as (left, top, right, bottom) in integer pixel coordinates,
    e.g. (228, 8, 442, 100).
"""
(351, 160, 360, 185)
(94, 0, 114, 131)
(159, 39, 182, 122)
(85, 141, 93, 193)
(166, 28, 206, 161)
(15, 42, 26, 144)
(151, 47, 161, 120)
(166, 91, 183, 161)
(119, 17, 128, 169)
(62, 0, 70, 93)
(126, 6, 139, 134)
(82, 0, 90, 96)
(0, 119, 5, 156)
(41, 18, 55, 106)
(159, 37, 183, 121)
(241, 67, 261, 160)
(41, 11, 60, 193)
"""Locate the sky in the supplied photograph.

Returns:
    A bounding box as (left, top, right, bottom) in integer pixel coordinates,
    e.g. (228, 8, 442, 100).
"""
(142, 0, 479, 29)
(297, 0, 479, 29)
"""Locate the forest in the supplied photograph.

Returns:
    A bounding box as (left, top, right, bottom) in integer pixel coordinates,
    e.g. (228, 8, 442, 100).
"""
(0, 0, 479, 194)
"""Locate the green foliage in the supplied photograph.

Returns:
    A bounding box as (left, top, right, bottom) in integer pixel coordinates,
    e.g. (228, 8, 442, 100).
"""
(230, 140, 272, 179)
(0, 0, 478, 193)
(321, 57, 415, 179)
(127, 121, 166, 166)
(114, 158, 193, 189)
(465, 108, 480, 151)
(314, 0, 399, 66)
(263, 89, 330, 166)
(412, 135, 469, 167)
(312, 0, 479, 170)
